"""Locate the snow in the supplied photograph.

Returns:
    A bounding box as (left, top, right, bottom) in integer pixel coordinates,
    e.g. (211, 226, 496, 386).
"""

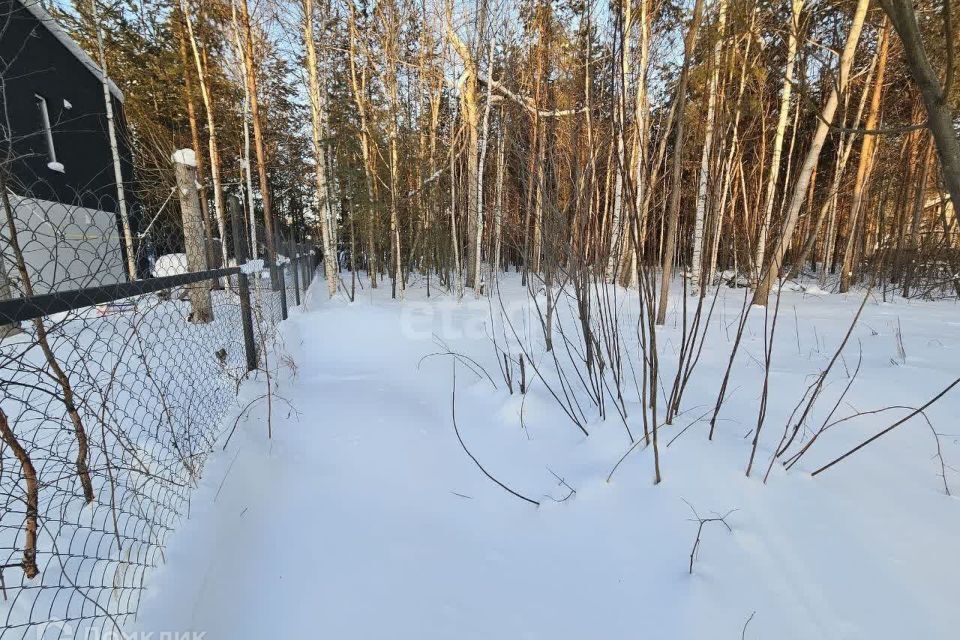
(240, 259, 264, 275)
(171, 148, 197, 167)
(0, 270, 282, 637)
(152, 252, 188, 277)
(133, 275, 960, 639)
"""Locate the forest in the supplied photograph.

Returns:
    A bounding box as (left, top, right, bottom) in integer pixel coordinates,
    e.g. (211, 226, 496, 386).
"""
(54, 0, 959, 305)
(1, 0, 959, 637)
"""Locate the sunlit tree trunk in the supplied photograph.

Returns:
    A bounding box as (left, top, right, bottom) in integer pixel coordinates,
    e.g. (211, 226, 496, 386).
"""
(754, 0, 802, 284)
(606, 0, 631, 282)
(753, 0, 869, 304)
(177, 18, 214, 267)
(656, 0, 706, 324)
(691, 0, 727, 293)
(880, 0, 960, 219)
(840, 21, 891, 293)
(238, 0, 278, 279)
(303, 0, 338, 297)
(348, 10, 378, 288)
(181, 0, 228, 270)
(91, 0, 136, 280)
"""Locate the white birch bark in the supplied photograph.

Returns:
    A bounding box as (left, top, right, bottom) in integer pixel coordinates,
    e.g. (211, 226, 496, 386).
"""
(231, 4, 258, 259)
(474, 42, 495, 297)
(91, 0, 136, 281)
(625, 0, 651, 288)
(492, 122, 505, 284)
(446, 14, 481, 290)
(754, 0, 803, 282)
(606, 0, 631, 282)
(303, 0, 338, 297)
(753, 0, 870, 303)
(450, 137, 463, 299)
(691, 0, 727, 294)
(181, 0, 228, 270)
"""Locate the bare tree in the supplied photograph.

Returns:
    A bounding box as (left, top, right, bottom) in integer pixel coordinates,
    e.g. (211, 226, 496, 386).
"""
(754, 0, 870, 304)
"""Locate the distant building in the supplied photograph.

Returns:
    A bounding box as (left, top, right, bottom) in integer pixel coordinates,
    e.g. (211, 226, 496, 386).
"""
(0, 0, 136, 294)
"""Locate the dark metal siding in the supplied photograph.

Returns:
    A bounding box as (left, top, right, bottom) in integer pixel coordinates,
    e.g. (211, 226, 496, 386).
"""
(0, 0, 135, 214)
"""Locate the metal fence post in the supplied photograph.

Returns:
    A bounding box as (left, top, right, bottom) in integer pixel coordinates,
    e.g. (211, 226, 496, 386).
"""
(298, 242, 306, 286)
(267, 226, 280, 293)
(276, 230, 288, 320)
(303, 242, 311, 285)
(229, 196, 258, 372)
(0, 268, 21, 338)
(288, 233, 301, 306)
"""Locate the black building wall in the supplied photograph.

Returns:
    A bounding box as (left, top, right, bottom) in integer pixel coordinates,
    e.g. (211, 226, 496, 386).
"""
(0, 0, 135, 214)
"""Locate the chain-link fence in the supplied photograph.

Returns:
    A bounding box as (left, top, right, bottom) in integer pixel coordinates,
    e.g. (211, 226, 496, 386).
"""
(0, 176, 315, 639)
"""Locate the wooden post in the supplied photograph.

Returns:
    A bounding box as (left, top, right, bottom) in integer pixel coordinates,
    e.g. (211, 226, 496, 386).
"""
(172, 149, 214, 323)
(229, 196, 258, 371)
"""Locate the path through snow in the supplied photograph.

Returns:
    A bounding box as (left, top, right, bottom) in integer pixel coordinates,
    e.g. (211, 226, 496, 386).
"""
(134, 277, 960, 639)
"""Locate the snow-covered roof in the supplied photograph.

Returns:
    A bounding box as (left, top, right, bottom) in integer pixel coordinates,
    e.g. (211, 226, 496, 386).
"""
(18, 0, 125, 103)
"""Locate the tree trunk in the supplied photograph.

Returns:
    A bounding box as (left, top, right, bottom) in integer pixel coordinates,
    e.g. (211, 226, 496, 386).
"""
(879, 0, 960, 236)
(303, 0, 338, 297)
(492, 119, 506, 282)
(91, 0, 136, 281)
(348, 10, 378, 288)
(178, 21, 215, 268)
(691, 0, 727, 293)
(238, 0, 278, 283)
(172, 150, 214, 323)
(181, 1, 228, 271)
(840, 21, 891, 293)
(0, 410, 39, 578)
(606, 0, 632, 282)
(755, 0, 803, 283)
(474, 43, 496, 295)
(447, 14, 482, 290)
(230, 2, 258, 260)
(656, 0, 706, 324)
(753, 0, 869, 304)
(621, 0, 651, 288)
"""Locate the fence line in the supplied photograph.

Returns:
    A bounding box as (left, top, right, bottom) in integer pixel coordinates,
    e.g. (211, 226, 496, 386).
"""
(0, 182, 317, 639)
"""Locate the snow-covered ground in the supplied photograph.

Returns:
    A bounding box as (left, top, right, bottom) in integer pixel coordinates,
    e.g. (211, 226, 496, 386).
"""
(0, 273, 295, 639)
(134, 274, 960, 639)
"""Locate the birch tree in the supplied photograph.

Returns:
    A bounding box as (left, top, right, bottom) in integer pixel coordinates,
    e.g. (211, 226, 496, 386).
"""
(180, 0, 228, 270)
(606, 0, 631, 282)
(691, 0, 727, 293)
(303, 0, 338, 297)
(446, 5, 482, 290)
(656, 0, 706, 325)
(753, 0, 870, 304)
(238, 0, 279, 274)
(840, 21, 891, 293)
(754, 0, 803, 285)
(91, 0, 136, 280)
